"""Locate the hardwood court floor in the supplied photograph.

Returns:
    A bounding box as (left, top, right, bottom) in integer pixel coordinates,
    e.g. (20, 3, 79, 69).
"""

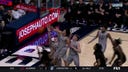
(69, 30, 128, 66)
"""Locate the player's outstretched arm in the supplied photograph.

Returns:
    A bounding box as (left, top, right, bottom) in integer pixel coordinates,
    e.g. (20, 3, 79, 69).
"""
(88, 31, 99, 44)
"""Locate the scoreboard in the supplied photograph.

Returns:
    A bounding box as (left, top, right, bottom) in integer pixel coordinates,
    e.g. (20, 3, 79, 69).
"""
(0, 67, 127, 72)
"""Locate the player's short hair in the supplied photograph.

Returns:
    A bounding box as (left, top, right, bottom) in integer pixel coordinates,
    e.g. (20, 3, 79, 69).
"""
(101, 25, 108, 29)
(115, 38, 122, 45)
(95, 43, 102, 50)
(74, 34, 80, 39)
(71, 34, 80, 40)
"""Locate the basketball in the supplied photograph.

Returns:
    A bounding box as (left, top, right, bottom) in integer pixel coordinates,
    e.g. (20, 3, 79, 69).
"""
(38, 27, 45, 34)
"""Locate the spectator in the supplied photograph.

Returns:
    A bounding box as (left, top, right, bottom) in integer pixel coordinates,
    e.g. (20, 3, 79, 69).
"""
(0, 5, 7, 21)
(10, 9, 26, 20)
(29, 1, 36, 6)
(17, 9, 26, 16)
(2, 10, 13, 24)
(0, 5, 6, 17)
(24, 0, 31, 4)
(64, 8, 73, 23)
(0, 20, 5, 31)
(104, 2, 114, 30)
(11, 9, 21, 19)
(112, 6, 124, 30)
(122, 1, 128, 31)
(40, 0, 47, 14)
(75, 0, 86, 22)
(86, 0, 96, 25)
(94, 0, 105, 25)
(13, 0, 25, 5)
(19, 0, 25, 4)
(67, 0, 77, 21)
(61, 0, 69, 8)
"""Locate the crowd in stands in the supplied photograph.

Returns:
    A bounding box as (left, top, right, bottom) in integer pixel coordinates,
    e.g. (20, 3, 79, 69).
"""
(0, 4, 26, 31)
(62, 0, 128, 32)
(0, 0, 36, 54)
(0, 0, 39, 31)
(0, 0, 59, 56)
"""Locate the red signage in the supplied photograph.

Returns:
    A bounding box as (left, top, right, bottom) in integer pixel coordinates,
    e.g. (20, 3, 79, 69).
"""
(14, 4, 37, 12)
(0, 0, 12, 6)
(16, 8, 60, 42)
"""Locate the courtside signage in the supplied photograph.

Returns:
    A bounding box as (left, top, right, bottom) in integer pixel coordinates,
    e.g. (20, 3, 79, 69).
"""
(16, 9, 60, 42)
(14, 4, 37, 12)
(26, 31, 57, 46)
(0, 0, 12, 6)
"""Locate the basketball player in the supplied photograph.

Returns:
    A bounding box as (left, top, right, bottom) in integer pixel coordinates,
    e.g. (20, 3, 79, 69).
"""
(47, 25, 56, 59)
(66, 34, 81, 66)
(93, 43, 106, 67)
(88, 26, 113, 53)
(47, 25, 61, 66)
(37, 46, 51, 66)
(58, 30, 70, 66)
(54, 28, 71, 66)
(47, 26, 69, 66)
(109, 39, 126, 66)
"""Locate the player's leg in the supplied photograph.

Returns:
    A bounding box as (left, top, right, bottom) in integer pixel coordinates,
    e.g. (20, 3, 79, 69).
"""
(73, 55, 79, 66)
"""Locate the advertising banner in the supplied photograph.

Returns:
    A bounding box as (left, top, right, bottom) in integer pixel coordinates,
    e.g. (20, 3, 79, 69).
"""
(14, 4, 37, 12)
(25, 31, 57, 46)
(16, 8, 60, 42)
(0, 0, 12, 6)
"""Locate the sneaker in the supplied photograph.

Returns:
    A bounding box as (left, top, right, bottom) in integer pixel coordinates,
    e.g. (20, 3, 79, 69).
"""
(121, 25, 124, 29)
(122, 29, 128, 32)
(123, 30, 127, 32)
(120, 29, 124, 31)
(112, 28, 117, 31)
(107, 27, 111, 31)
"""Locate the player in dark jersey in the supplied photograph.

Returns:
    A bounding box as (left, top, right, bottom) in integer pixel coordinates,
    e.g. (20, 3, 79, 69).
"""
(109, 39, 126, 66)
(93, 43, 106, 67)
(37, 46, 51, 67)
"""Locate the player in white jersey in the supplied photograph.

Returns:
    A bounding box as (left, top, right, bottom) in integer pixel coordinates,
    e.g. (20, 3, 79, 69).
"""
(88, 26, 113, 53)
(66, 34, 81, 66)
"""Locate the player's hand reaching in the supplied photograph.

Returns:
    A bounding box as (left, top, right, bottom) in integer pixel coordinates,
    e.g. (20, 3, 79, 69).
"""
(47, 24, 51, 32)
(88, 41, 92, 44)
(36, 46, 40, 53)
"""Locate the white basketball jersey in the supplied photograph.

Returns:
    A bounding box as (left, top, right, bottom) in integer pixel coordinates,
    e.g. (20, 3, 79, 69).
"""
(98, 31, 108, 52)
